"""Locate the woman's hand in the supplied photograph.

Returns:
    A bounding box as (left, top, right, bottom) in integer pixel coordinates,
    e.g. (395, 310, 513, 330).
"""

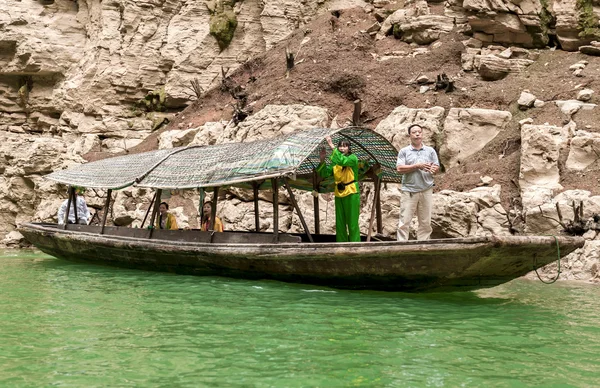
(325, 135, 335, 150)
(319, 147, 326, 162)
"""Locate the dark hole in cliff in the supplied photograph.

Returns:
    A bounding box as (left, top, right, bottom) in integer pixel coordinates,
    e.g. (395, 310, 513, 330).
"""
(548, 34, 561, 49)
(331, 10, 341, 18)
(39, 0, 55, 5)
(323, 73, 366, 101)
(0, 41, 17, 62)
(22, 177, 35, 190)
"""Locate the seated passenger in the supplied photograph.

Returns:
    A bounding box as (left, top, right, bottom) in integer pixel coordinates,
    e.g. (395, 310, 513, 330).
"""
(57, 186, 90, 225)
(201, 201, 224, 232)
(155, 202, 179, 230)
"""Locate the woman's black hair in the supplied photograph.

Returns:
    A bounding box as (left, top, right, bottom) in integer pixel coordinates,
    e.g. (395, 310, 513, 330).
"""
(160, 202, 169, 209)
(337, 139, 352, 154)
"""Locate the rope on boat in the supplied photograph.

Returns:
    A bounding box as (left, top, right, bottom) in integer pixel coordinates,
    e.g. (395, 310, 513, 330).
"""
(533, 235, 561, 284)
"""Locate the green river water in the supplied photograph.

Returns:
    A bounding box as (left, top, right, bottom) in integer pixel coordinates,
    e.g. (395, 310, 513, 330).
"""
(1, 250, 599, 387)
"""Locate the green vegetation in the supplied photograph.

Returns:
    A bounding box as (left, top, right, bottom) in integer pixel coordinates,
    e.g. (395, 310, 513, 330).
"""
(208, 0, 240, 51)
(17, 76, 33, 108)
(577, 0, 600, 38)
(136, 88, 166, 112)
(392, 24, 402, 39)
(539, 0, 552, 35)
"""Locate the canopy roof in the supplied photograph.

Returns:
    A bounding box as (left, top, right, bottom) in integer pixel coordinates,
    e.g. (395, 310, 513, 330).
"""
(46, 127, 403, 191)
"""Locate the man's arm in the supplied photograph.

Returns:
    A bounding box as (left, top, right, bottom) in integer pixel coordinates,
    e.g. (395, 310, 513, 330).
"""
(396, 149, 428, 174)
(396, 164, 429, 174)
(427, 148, 440, 174)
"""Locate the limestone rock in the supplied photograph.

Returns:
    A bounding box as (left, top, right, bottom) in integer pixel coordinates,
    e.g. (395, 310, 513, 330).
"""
(557, 241, 600, 282)
(474, 55, 533, 81)
(159, 127, 201, 149)
(480, 175, 494, 185)
(462, 38, 483, 48)
(554, 0, 595, 51)
(566, 131, 600, 170)
(1, 231, 25, 247)
(440, 108, 512, 169)
(525, 190, 600, 235)
(579, 45, 600, 56)
(394, 14, 456, 45)
(431, 185, 509, 238)
(577, 89, 594, 101)
(375, 106, 445, 151)
(519, 124, 565, 208)
(555, 100, 597, 117)
(378, 0, 454, 44)
(190, 121, 229, 146)
(475, 54, 534, 81)
(518, 91, 537, 109)
(231, 104, 329, 143)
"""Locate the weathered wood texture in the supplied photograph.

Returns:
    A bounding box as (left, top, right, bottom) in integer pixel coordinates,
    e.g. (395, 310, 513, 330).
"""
(19, 223, 584, 292)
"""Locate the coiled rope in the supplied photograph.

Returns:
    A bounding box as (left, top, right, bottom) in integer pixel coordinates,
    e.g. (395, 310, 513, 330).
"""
(533, 235, 561, 284)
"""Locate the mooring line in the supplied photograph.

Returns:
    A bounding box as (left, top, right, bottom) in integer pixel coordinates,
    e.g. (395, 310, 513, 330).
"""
(534, 235, 561, 284)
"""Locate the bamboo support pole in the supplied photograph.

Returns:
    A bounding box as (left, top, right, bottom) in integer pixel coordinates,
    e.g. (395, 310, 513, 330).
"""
(198, 187, 205, 224)
(253, 182, 260, 232)
(62, 186, 73, 230)
(367, 179, 381, 242)
(209, 187, 219, 231)
(376, 178, 382, 234)
(284, 178, 314, 243)
(100, 189, 112, 234)
(73, 188, 79, 225)
(141, 191, 157, 229)
(148, 189, 162, 238)
(272, 178, 279, 243)
(313, 170, 320, 235)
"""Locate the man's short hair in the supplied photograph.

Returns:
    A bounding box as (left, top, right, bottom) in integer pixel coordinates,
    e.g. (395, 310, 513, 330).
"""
(407, 123, 425, 135)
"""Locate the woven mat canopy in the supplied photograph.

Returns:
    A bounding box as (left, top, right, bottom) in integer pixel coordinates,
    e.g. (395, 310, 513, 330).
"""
(46, 127, 403, 191)
(45, 148, 180, 190)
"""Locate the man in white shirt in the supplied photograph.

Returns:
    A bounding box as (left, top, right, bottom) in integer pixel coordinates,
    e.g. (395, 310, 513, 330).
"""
(57, 187, 90, 225)
(396, 124, 440, 241)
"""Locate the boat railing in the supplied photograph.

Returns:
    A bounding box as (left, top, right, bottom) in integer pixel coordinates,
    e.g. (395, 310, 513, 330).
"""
(43, 223, 302, 244)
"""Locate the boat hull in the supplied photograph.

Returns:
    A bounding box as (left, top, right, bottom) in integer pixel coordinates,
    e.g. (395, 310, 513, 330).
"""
(19, 223, 584, 292)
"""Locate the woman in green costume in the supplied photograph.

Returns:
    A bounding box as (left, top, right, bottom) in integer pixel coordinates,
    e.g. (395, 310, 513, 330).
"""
(318, 135, 361, 242)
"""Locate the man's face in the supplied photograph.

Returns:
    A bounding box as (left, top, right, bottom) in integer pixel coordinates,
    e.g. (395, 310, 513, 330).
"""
(409, 126, 423, 142)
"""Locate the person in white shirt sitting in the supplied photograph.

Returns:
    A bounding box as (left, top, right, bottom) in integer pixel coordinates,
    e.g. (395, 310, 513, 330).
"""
(57, 186, 91, 225)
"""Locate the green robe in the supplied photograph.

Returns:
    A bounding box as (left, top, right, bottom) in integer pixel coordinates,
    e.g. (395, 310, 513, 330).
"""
(317, 149, 361, 242)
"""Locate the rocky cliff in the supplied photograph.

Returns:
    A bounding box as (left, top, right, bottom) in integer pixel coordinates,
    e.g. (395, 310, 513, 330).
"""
(1, 0, 599, 282)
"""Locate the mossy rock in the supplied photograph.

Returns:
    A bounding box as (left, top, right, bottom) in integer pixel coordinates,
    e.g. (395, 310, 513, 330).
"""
(136, 88, 167, 112)
(209, 10, 238, 51)
(392, 24, 402, 39)
(577, 0, 600, 38)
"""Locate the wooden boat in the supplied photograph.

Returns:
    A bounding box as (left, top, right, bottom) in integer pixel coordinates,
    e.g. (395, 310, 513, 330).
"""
(19, 127, 585, 292)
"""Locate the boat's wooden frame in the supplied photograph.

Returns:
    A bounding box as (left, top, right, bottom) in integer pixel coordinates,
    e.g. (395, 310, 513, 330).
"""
(19, 223, 584, 292)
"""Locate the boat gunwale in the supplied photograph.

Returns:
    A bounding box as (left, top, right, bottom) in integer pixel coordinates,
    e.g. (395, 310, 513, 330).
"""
(19, 222, 585, 252)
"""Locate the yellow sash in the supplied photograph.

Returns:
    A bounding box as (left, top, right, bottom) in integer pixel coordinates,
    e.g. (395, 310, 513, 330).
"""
(333, 165, 357, 197)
